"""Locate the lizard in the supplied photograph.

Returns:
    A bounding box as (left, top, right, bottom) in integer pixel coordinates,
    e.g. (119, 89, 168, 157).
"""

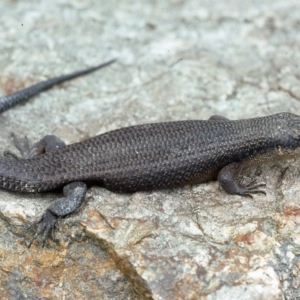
(0, 61, 298, 247)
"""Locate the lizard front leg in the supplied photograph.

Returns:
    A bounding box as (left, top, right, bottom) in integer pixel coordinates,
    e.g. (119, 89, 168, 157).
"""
(217, 162, 266, 197)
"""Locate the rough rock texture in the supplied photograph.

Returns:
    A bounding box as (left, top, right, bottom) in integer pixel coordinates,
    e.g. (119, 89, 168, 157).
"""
(0, 0, 300, 299)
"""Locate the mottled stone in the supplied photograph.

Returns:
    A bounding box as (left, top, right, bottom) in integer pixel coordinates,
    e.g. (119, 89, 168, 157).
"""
(0, 0, 300, 299)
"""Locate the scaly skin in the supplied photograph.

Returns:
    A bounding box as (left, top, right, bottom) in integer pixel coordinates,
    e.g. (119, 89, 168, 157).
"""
(1, 112, 299, 194)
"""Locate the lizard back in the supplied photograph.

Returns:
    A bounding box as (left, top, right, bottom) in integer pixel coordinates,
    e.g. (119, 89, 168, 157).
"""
(0, 112, 293, 193)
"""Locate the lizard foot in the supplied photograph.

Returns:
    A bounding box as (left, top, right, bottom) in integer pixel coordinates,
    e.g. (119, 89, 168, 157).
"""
(218, 163, 267, 198)
(26, 182, 87, 248)
(27, 210, 58, 248)
(237, 181, 267, 198)
(3, 133, 30, 159)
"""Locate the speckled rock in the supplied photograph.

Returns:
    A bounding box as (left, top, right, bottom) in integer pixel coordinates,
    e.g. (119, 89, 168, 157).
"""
(0, 0, 300, 299)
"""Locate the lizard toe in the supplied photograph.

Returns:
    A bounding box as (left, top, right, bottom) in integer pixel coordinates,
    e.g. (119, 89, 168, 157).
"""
(243, 181, 266, 189)
(236, 180, 267, 197)
(27, 210, 58, 248)
(3, 150, 19, 159)
(239, 187, 267, 197)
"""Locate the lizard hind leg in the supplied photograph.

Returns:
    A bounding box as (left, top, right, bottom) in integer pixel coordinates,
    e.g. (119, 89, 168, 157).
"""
(4, 133, 66, 159)
(7, 133, 87, 248)
(28, 182, 87, 248)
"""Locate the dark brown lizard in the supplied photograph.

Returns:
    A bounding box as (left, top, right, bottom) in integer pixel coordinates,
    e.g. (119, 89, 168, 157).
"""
(1, 112, 299, 247)
(0, 59, 297, 246)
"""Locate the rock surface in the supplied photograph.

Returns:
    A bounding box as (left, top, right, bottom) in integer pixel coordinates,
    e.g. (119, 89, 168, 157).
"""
(0, 0, 300, 299)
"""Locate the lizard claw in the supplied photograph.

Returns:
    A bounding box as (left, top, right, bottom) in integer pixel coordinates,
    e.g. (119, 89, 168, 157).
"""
(27, 210, 58, 248)
(238, 181, 267, 198)
(218, 163, 267, 198)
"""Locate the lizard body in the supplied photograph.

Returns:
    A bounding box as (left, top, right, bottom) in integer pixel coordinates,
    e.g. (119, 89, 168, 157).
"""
(1, 113, 297, 194)
(1, 59, 298, 247)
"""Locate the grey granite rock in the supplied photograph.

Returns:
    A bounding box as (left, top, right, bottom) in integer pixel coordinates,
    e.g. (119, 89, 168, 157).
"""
(0, 0, 300, 299)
